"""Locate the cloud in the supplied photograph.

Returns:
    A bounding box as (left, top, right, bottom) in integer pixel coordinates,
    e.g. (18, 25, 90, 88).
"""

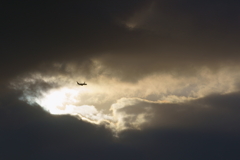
(1, 0, 240, 85)
(112, 92, 240, 132)
(1, 87, 240, 160)
(0, 87, 115, 159)
(8, 66, 240, 133)
(1, 1, 240, 159)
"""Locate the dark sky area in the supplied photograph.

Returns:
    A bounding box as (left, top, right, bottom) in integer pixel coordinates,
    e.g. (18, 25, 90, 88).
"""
(1, 0, 240, 159)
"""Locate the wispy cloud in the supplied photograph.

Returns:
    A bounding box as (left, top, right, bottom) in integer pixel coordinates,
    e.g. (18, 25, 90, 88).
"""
(10, 61, 240, 133)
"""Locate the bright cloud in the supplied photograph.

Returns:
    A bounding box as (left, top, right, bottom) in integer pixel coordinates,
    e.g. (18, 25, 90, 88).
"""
(10, 61, 240, 132)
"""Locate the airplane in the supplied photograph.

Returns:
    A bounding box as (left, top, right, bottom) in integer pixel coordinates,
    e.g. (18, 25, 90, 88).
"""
(77, 81, 87, 86)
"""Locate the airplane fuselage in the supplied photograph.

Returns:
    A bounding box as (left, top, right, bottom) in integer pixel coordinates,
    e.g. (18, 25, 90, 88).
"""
(77, 82, 87, 86)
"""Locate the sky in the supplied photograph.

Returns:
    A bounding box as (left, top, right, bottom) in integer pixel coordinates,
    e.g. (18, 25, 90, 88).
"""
(1, 0, 240, 159)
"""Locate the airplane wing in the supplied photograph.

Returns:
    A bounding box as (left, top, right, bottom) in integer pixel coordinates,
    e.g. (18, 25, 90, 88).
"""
(77, 81, 87, 85)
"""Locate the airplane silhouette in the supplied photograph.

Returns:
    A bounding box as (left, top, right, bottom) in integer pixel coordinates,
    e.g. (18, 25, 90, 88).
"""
(77, 81, 87, 86)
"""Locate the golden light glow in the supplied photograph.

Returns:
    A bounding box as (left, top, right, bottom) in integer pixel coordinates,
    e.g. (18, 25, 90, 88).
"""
(11, 64, 240, 132)
(35, 88, 79, 114)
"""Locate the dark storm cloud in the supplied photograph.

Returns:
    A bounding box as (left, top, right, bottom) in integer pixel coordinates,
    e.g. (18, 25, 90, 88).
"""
(114, 92, 240, 132)
(113, 92, 240, 159)
(118, 128, 240, 160)
(1, 87, 240, 159)
(1, 0, 240, 83)
(0, 0, 147, 83)
(97, 0, 240, 81)
(1, 1, 240, 159)
(0, 87, 114, 159)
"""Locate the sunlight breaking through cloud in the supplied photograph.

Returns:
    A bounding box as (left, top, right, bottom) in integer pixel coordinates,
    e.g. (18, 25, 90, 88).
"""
(10, 64, 240, 133)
